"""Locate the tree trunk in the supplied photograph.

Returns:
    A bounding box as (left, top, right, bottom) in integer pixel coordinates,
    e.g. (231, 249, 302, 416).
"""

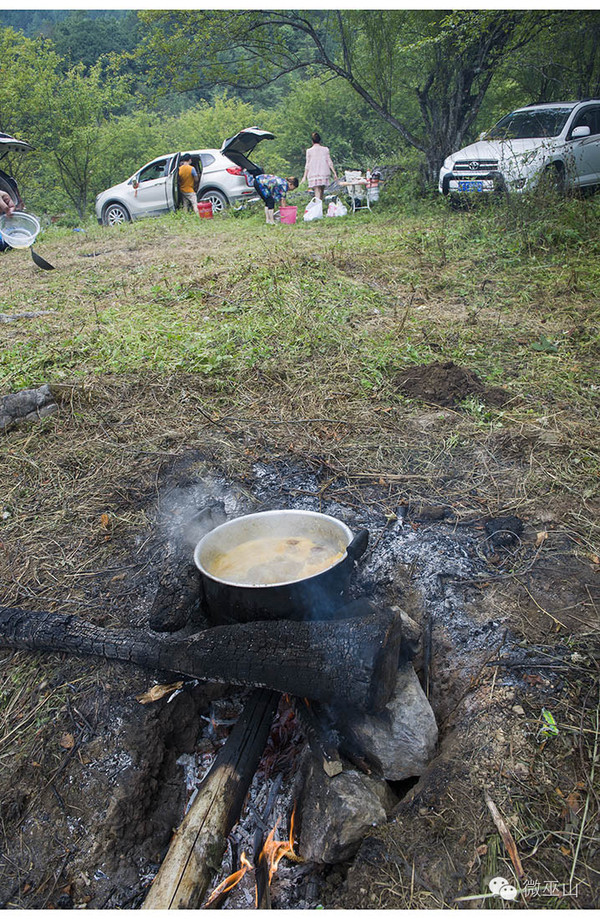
(0, 605, 402, 713)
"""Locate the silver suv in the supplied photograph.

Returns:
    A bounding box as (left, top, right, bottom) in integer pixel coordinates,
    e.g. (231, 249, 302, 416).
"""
(95, 128, 273, 225)
(439, 100, 600, 200)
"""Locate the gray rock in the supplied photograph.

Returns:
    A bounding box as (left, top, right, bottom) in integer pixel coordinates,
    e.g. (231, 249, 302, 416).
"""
(1, 384, 56, 432)
(299, 761, 396, 863)
(338, 663, 438, 781)
(392, 605, 421, 646)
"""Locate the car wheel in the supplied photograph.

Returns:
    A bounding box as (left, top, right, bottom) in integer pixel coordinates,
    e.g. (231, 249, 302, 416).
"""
(102, 202, 131, 226)
(200, 190, 228, 213)
(537, 164, 566, 198)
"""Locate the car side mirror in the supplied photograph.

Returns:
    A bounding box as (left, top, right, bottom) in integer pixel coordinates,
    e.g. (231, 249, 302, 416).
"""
(132, 179, 139, 189)
(571, 125, 591, 139)
(478, 131, 487, 141)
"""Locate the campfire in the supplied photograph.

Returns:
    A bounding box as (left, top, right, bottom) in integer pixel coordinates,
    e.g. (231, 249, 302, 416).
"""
(0, 504, 439, 909)
(203, 807, 300, 910)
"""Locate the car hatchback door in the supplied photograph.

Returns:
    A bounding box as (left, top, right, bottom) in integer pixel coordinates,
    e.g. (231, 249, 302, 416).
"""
(220, 127, 275, 175)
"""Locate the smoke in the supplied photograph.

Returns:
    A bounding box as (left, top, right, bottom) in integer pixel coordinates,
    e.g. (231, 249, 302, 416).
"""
(154, 482, 234, 555)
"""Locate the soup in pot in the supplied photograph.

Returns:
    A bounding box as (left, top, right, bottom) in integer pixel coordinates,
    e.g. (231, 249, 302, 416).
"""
(208, 535, 345, 585)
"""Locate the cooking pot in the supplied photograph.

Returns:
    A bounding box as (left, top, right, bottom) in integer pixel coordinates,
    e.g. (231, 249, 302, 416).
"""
(193, 509, 369, 624)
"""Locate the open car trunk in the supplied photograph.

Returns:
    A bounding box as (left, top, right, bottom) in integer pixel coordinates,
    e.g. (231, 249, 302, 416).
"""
(0, 133, 31, 211)
(220, 127, 275, 177)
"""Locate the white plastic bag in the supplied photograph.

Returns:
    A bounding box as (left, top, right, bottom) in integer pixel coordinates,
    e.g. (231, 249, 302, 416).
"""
(327, 198, 348, 217)
(303, 197, 323, 221)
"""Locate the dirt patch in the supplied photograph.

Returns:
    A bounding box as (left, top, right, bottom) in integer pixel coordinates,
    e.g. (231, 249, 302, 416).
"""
(395, 360, 512, 408)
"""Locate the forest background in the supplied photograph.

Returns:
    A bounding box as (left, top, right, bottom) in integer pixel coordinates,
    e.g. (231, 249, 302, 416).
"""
(1, 8, 599, 220)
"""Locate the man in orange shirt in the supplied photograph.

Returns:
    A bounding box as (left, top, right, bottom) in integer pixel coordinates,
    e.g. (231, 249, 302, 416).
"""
(178, 155, 200, 215)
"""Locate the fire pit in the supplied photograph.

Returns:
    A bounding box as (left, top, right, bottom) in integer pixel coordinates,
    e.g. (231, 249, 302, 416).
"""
(0, 471, 444, 910)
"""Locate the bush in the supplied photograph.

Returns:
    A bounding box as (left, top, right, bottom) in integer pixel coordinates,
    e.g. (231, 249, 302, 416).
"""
(378, 150, 432, 208)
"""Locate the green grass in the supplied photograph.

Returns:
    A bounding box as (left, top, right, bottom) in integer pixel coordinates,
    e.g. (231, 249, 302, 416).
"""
(0, 195, 598, 547)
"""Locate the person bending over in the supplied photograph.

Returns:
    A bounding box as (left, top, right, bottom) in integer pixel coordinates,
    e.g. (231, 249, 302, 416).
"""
(252, 173, 299, 224)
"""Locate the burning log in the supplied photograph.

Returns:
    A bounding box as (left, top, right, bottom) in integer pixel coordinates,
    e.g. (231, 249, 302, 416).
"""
(143, 688, 279, 910)
(253, 828, 272, 910)
(201, 852, 253, 910)
(0, 605, 402, 712)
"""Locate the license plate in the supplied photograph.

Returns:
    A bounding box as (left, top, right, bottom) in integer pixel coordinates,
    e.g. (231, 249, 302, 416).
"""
(458, 180, 484, 192)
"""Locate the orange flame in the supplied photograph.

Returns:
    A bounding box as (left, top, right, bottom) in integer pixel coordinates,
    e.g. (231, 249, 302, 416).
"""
(259, 804, 300, 883)
(203, 851, 252, 907)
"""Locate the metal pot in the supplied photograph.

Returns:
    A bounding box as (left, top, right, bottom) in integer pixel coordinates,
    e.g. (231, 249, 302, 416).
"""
(193, 509, 369, 624)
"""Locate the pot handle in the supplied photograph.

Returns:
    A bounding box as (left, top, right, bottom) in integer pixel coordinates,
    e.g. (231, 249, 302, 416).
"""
(346, 528, 369, 562)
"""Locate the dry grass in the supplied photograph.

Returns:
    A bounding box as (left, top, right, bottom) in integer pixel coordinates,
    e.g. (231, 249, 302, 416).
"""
(0, 200, 599, 906)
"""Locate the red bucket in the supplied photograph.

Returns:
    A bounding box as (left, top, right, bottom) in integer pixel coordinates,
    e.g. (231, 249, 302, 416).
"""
(197, 201, 213, 218)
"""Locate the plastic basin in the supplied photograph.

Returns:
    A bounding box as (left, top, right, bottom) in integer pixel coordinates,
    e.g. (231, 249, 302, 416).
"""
(0, 211, 40, 248)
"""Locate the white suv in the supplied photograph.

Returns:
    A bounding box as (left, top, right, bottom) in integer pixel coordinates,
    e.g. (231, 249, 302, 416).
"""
(439, 100, 600, 201)
(95, 127, 273, 225)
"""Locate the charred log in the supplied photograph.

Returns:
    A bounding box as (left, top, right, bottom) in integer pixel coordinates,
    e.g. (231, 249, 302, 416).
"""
(149, 502, 226, 632)
(149, 552, 204, 633)
(0, 605, 402, 713)
(294, 699, 342, 777)
(254, 828, 271, 910)
(143, 688, 278, 909)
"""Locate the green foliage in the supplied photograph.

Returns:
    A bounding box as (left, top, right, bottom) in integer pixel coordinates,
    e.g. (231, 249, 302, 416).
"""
(49, 10, 141, 73)
(35, 62, 131, 218)
(0, 26, 131, 218)
(531, 334, 559, 354)
(163, 95, 262, 154)
(0, 28, 62, 183)
(93, 111, 169, 192)
(268, 75, 400, 175)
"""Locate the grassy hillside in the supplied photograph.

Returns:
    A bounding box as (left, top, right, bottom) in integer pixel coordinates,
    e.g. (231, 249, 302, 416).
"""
(1, 196, 599, 909)
(2, 198, 599, 546)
